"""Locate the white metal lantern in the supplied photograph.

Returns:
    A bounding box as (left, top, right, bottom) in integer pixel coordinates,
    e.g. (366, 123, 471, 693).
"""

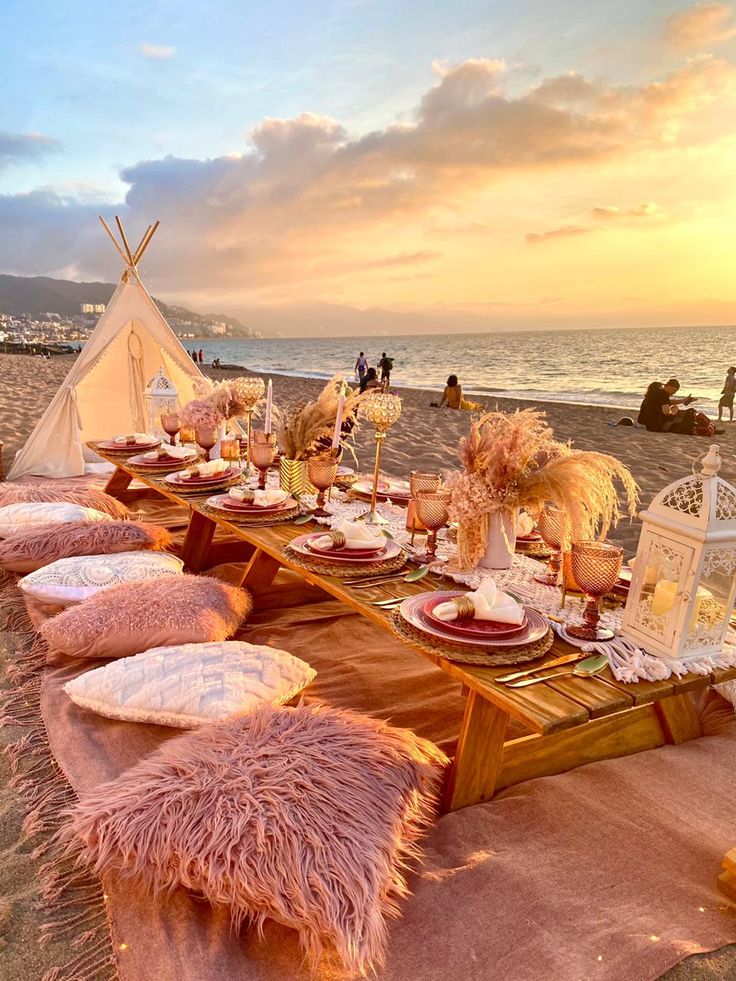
(144, 367, 178, 434)
(621, 444, 736, 660)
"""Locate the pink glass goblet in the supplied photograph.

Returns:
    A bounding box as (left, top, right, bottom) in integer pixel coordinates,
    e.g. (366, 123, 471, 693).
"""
(566, 540, 623, 642)
(195, 425, 218, 462)
(534, 506, 565, 585)
(414, 489, 451, 563)
(161, 412, 181, 446)
(250, 432, 277, 490)
(307, 455, 339, 517)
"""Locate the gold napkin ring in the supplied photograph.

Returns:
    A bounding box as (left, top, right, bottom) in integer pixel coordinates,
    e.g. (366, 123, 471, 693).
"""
(452, 595, 476, 619)
(329, 530, 347, 548)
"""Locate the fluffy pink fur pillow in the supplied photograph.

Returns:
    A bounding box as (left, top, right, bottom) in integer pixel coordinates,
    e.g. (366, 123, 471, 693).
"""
(64, 702, 448, 974)
(40, 574, 251, 659)
(0, 483, 128, 520)
(0, 520, 172, 574)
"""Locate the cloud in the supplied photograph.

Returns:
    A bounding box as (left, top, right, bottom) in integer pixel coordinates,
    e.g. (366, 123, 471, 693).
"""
(666, 2, 736, 49)
(525, 226, 592, 245)
(1, 50, 735, 295)
(592, 203, 664, 220)
(139, 43, 176, 60)
(0, 131, 59, 170)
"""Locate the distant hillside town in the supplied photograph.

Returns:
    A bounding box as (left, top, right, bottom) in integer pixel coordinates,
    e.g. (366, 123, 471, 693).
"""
(0, 274, 260, 352)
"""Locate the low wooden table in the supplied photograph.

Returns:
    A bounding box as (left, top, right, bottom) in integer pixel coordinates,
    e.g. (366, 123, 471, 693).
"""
(95, 445, 736, 811)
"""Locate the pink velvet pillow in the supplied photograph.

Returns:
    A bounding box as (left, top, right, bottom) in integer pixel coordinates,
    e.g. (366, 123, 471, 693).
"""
(40, 574, 251, 659)
(0, 484, 128, 520)
(0, 520, 172, 574)
(64, 702, 448, 974)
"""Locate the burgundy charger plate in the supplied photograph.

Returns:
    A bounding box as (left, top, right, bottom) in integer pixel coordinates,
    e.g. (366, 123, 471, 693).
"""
(207, 494, 296, 513)
(306, 537, 386, 559)
(516, 532, 542, 543)
(97, 439, 161, 453)
(128, 452, 197, 468)
(423, 594, 527, 639)
(165, 467, 239, 486)
(399, 592, 548, 649)
(289, 533, 399, 564)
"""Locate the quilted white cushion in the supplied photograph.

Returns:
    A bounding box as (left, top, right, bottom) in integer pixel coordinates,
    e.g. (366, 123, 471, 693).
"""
(63, 641, 317, 728)
(0, 502, 113, 538)
(19, 551, 184, 606)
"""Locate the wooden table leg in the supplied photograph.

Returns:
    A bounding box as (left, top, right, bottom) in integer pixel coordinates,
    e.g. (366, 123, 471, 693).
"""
(238, 548, 282, 596)
(442, 691, 509, 812)
(103, 467, 133, 499)
(655, 692, 703, 745)
(181, 510, 217, 573)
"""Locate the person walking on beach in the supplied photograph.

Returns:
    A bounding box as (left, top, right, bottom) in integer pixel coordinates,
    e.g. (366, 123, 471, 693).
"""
(198, 348, 204, 365)
(718, 366, 736, 422)
(191, 349, 197, 364)
(378, 352, 393, 386)
(355, 351, 368, 385)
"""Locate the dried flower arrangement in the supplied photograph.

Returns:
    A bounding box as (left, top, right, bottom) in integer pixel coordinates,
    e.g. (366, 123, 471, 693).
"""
(276, 376, 366, 461)
(445, 408, 639, 570)
(182, 376, 266, 430)
(180, 398, 225, 430)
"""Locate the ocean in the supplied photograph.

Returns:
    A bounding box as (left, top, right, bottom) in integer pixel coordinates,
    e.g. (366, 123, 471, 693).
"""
(190, 324, 735, 412)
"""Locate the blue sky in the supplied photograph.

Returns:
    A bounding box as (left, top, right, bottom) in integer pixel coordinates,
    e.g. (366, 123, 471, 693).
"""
(1, 0, 683, 197)
(1, 1, 735, 332)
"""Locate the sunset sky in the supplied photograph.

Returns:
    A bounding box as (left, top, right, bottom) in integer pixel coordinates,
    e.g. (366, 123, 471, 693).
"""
(1, 0, 735, 333)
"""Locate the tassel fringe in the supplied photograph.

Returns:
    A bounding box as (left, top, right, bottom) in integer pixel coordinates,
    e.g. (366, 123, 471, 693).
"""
(1, 623, 117, 981)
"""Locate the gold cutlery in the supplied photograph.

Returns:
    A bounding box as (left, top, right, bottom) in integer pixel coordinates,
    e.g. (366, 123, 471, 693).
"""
(494, 651, 589, 684)
(504, 654, 608, 688)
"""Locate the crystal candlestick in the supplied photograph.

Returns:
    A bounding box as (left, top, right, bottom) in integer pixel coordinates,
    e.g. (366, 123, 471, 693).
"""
(357, 392, 403, 525)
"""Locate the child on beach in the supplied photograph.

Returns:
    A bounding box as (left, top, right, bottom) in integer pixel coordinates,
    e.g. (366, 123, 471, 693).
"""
(718, 366, 736, 422)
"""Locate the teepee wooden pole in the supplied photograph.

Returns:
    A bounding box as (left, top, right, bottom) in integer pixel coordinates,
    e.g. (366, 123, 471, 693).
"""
(132, 225, 152, 263)
(134, 220, 160, 264)
(115, 216, 136, 267)
(99, 216, 128, 265)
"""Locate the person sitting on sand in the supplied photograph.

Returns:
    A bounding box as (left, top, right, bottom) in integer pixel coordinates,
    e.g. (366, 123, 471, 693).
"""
(438, 375, 483, 411)
(638, 379, 698, 434)
(718, 366, 736, 422)
(361, 367, 380, 392)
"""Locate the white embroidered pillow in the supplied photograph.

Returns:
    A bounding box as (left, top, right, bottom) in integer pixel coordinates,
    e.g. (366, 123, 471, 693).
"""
(0, 502, 112, 539)
(63, 641, 316, 728)
(19, 552, 184, 606)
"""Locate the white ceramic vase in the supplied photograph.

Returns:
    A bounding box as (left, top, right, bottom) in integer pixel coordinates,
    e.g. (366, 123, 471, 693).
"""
(478, 508, 518, 570)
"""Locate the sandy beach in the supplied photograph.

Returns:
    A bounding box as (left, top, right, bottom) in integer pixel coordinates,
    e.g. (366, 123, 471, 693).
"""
(1, 351, 735, 980)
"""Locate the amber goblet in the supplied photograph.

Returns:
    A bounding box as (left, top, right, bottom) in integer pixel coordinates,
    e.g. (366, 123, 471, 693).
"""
(195, 426, 218, 462)
(250, 432, 277, 490)
(407, 471, 441, 541)
(534, 506, 565, 585)
(307, 455, 339, 517)
(566, 540, 623, 642)
(220, 436, 241, 472)
(161, 412, 181, 446)
(179, 425, 196, 447)
(414, 489, 452, 563)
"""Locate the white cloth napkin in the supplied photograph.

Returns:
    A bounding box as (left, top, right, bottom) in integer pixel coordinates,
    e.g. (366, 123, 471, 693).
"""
(517, 511, 535, 537)
(184, 458, 229, 478)
(434, 579, 524, 625)
(387, 479, 410, 494)
(144, 445, 194, 461)
(228, 487, 251, 501)
(114, 433, 156, 445)
(313, 520, 384, 551)
(252, 489, 288, 508)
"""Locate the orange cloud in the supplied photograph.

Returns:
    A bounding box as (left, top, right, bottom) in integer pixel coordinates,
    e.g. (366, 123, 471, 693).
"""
(666, 2, 736, 49)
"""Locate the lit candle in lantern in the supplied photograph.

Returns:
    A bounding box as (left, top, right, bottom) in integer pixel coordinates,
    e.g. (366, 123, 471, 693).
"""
(332, 383, 346, 449)
(265, 379, 273, 434)
(650, 579, 677, 617)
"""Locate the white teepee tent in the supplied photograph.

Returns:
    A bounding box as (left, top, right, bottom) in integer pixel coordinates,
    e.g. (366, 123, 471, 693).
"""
(9, 217, 204, 480)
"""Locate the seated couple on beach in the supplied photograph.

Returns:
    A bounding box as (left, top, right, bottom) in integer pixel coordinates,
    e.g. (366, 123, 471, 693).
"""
(432, 375, 484, 411)
(638, 379, 720, 436)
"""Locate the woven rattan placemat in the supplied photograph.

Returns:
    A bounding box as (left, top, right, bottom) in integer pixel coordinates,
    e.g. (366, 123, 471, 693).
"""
(389, 609, 554, 666)
(284, 546, 406, 579)
(201, 503, 301, 526)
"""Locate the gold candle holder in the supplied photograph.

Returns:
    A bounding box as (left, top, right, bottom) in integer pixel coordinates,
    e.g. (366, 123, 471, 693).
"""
(250, 431, 277, 490)
(237, 377, 266, 475)
(357, 392, 403, 525)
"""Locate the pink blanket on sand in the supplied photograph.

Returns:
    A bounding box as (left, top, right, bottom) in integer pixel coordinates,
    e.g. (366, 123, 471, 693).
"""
(37, 595, 736, 981)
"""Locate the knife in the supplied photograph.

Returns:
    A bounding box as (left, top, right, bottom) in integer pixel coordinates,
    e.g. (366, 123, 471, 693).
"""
(494, 651, 588, 684)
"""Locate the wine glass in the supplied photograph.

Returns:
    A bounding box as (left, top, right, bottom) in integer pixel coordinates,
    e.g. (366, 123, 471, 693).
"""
(250, 432, 277, 490)
(161, 412, 181, 446)
(566, 540, 623, 641)
(307, 455, 339, 517)
(407, 471, 441, 541)
(414, 489, 452, 563)
(534, 505, 565, 585)
(195, 426, 218, 462)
